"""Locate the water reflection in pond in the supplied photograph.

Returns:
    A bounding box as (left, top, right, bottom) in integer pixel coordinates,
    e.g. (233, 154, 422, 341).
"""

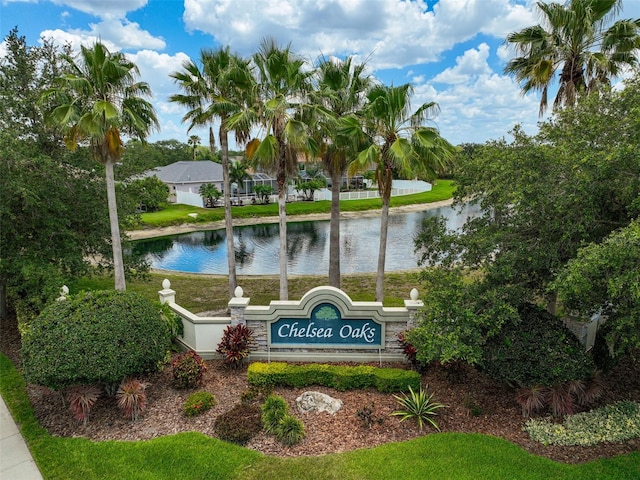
(133, 203, 479, 275)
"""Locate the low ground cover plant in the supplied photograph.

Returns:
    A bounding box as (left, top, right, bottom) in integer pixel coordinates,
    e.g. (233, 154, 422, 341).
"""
(525, 400, 640, 446)
(184, 391, 216, 417)
(247, 362, 420, 392)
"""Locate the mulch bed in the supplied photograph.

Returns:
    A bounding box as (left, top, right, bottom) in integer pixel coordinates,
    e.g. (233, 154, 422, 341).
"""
(2, 313, 639, 464)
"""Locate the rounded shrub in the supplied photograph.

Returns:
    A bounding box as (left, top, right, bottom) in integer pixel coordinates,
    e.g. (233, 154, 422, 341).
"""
(275, 414, 306, 446)
(184, 391, 216, 417)
(172, 350, 207, 389)
(482, 303, 595, 387)
(214, 403, 262, 445)
(21, 290, 172, 390)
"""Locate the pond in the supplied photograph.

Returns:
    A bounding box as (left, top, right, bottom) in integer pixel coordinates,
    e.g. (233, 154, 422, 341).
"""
(134, 203, 480, 275)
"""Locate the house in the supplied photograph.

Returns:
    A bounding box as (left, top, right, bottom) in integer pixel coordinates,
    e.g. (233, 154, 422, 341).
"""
(144, 161, 224, 207)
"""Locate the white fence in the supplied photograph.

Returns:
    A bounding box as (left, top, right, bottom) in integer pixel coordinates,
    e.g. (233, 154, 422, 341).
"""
(312, 180, 432, 202)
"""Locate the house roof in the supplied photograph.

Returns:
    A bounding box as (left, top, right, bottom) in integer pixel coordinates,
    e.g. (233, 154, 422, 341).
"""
(146, 161, 223, 184)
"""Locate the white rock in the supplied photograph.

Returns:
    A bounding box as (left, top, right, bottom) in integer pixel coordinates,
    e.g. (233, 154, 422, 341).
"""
(296, 391, 343, 415)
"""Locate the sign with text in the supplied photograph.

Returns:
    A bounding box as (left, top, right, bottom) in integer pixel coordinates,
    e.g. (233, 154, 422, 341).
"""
(269, 303, 382, 348)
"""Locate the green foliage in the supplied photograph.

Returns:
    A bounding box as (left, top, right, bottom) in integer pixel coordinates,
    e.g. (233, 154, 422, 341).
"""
(525, 401, 640, 447)
(261, 394, 289, 433)
(125, 175, 169, 212)
(275, 414, 306, 446)
(198, 183, 222, 207)
(247, 362, 420, 393)
(21, 291, 172, 390)
(116, 378, 149, 421)
(216, 324, 254, 369)
(3, 352, 640, 480)
(406, 268, 519, 367)
(391, 385, 445, 431)
(253, 184, 274, 204)
(295, 178, 326, 201)
(552, 219, 640, 358)
(172, 351, 207, 389)
(214, 403, 262, 445)
(422, 76, 640, 314)
(183, 391, 216, 417)
(481, 303, 595, 388)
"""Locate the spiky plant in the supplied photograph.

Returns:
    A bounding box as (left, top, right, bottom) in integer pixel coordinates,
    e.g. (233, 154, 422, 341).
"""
(116, 378, 150, 421)
(391, 385, 445, 431)
(515, 385, 548, 417)
(66, 385, 102, 425)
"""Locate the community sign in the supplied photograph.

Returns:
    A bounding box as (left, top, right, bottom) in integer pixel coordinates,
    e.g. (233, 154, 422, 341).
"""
(269, 303, 383, 348)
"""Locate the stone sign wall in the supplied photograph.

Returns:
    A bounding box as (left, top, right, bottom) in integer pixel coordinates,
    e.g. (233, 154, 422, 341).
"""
(160, 281, 423, 363)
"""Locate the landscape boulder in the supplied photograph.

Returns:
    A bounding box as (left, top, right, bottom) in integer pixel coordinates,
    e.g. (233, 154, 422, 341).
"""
(296, 391, 343, 415)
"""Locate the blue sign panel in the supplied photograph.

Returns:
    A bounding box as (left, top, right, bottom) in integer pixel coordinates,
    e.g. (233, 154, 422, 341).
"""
(270, 303, 382, 347)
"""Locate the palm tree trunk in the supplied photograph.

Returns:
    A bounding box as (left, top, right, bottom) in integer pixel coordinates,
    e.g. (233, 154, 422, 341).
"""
(219, 123, 237, 299)
(328, 170, 342, 288)
(105, 159, 126, 291)
(375, 168, 393, 302)
(376, 196, 389, 302)
(278, 187, 288, 300)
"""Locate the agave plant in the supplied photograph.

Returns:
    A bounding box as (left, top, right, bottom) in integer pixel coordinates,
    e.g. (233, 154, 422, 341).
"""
(391, 385, 445, 431)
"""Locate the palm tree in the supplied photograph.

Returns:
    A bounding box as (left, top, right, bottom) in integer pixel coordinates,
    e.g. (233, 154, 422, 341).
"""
(188, 135, 201, 160)
(504, 0, 640, 115)
(344, 84, 456, 301)
(199, 183, 221, 207)
(229, 160, 251, 196)
(229, 38, 316, 300)
(313, 56, 372, 288)
(41, 42, 158, 290)
(170, 47, 254, 298)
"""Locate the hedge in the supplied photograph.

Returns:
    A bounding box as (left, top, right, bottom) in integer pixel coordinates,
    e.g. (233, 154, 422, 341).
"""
(247, 362, 420, 393)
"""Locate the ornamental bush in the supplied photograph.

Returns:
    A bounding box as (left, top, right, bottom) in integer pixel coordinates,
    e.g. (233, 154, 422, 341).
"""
(214, 403, 262, 445)
(21, 290, 172, 390)
(172, 350, 207, 389)
(524, 401, 640, 446)
(481, 303, 595, 387)
(184, 391, 216, 417)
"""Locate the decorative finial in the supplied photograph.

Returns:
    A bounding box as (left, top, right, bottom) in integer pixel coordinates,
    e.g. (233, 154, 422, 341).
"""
(162, 279, 171, 290)
(234, 286, 244, 298)
(410, 288, 419, 301)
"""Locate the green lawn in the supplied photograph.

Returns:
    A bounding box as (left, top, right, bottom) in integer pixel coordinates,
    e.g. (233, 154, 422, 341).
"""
(2, 355, 638, 480)
(136, 180, 456, 228)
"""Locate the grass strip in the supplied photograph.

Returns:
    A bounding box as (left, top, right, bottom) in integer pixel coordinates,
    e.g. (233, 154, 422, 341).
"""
(136, 180, 456, 228)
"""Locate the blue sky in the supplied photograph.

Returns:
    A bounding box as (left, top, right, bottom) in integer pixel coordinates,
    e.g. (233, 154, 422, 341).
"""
(2, 0, 639, 148)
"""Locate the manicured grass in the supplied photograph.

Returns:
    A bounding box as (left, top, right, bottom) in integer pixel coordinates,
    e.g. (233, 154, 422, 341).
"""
(136, 180, 456, 228)
(2, 355, 638, 480)
(70, 271, 422, 311)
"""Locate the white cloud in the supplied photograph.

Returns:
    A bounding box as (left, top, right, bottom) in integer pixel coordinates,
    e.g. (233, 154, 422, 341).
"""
(40, 17, 165, 51)
(183, 0, 537, 70)
(432, 43, 492, 84)
(410, 41, 542, 144)
(50, 0, 148, 19)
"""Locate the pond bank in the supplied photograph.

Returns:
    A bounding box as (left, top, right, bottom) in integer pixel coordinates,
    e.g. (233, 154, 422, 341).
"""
(128, 199, 455, 240)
